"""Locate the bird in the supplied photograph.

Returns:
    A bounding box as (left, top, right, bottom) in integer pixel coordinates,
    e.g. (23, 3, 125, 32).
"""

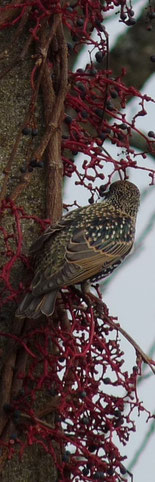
(16, 180, 140, 319)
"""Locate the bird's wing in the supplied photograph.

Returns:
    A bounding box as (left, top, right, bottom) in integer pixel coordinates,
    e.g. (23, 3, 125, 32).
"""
(29, 209, 84, 255)
(31, 214, 134, 294)
(29, 215, 75, 255)
(63, 222, 133, 283)
(67, 211, 134, 260)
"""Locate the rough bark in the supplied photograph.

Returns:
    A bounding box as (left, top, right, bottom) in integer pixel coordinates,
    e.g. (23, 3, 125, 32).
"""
(0, 13, 68, 479)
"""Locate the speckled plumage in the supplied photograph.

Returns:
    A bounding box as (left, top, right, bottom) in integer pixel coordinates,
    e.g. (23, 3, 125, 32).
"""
(16, 180, 140, 318)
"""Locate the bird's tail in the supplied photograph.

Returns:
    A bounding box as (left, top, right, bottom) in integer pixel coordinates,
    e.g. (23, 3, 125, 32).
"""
(16, 290, 58, 319)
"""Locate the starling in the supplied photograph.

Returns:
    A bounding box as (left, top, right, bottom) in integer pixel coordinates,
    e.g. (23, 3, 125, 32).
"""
(16, 180, 140, 319)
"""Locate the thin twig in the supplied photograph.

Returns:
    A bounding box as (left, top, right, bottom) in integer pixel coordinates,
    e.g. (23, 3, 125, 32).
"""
(94, 296, 155, 375)
(10, 171, 33, 202)
(0, 0, 22, 26)
(41, 19, 69, 221)
(72, 287, 155, 375)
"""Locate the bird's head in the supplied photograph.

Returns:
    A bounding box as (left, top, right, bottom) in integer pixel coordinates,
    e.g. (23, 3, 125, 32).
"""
(105, 180, 140, 217)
